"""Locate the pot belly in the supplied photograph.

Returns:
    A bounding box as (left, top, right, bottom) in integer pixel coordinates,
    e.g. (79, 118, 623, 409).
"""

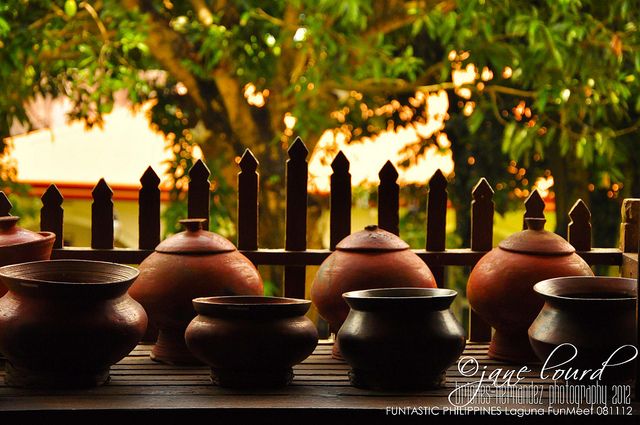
(338, 309, 465, 390)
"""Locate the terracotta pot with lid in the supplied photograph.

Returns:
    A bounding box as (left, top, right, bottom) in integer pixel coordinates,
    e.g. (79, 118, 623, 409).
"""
(467, 217, 594, 363)
(129, 218, 263, 364)
(0, 216, 56, 296)
(310, 225, 437, 357)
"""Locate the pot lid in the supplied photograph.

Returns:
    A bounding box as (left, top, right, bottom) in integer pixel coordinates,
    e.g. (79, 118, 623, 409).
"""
(155, 219, 236, 254)
(498, 218, 575, 255)
(336, 225, 410, 251)
(0, 216, 47, 247)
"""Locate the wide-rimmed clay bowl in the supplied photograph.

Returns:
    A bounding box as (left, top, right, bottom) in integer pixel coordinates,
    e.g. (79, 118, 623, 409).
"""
(529, 276, 636, 384)
(185, 296, 318, 388)
(338, 287, 466, 390)
(0, 260, 147, 388)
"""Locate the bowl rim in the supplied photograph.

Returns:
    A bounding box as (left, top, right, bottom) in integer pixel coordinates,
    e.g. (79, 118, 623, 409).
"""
(192, 295, 311, 306)
(533, 276, 637, 301)
(191, 295, 312, 318)
(342, 287, 457, 300)
(0, 259, 139, 286)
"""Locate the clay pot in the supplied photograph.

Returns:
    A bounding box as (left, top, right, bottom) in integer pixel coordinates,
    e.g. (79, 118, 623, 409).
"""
(529, 277, 637, 384)
(0, 260, 147, 388)
(0, 216, 56, 296)
(185, 296, 318, 388)
(311, 225, 437, 355)
(467, 217, 594, 363)
(129, 219, 263, 365)
(338, 287, 465, 390)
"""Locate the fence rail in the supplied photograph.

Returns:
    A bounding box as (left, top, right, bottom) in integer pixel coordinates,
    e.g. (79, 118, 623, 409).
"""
(1, 137, 637, 343)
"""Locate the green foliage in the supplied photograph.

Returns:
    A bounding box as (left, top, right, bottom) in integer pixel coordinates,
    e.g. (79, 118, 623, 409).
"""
(1, 182, 39, 222)
(432, 0, 640, 188)
(0, 0, 639, 244)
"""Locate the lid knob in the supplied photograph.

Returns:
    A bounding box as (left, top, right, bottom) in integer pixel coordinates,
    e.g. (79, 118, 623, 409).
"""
(180, 218, 206, 233)
(0, 216, 19, 231)
(524, 217, 546, 231)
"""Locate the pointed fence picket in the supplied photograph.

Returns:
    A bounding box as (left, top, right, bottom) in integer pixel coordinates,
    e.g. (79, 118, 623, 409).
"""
(0, 138, 631, 342)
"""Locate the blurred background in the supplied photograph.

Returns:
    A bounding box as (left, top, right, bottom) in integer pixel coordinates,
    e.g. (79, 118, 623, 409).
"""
(1, 1, 639, 325)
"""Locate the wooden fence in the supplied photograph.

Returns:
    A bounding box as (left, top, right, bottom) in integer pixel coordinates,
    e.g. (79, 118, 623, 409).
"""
(0, 137, 636, 343)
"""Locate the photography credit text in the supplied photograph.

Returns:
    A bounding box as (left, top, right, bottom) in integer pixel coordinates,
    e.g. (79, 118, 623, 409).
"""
(385, 343, 637, 416)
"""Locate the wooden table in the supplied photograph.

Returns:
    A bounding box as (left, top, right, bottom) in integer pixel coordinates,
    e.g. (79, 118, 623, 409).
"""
(0, 341, 638, 421)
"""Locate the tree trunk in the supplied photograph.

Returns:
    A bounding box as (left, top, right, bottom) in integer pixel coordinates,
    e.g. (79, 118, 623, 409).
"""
(548, 145, 589, 238)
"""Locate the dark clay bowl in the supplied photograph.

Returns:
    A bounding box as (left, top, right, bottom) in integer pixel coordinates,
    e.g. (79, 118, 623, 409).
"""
(529, 276, 636, 384)
(185, 296, 318, 388)
(338, 287, 466, 390)
(0, 260, 148, 388)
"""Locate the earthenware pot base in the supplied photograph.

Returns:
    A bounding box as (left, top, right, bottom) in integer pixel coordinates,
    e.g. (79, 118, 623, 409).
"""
(151, 329, 202, 365)
(211, 368, 294, 388)
(331, 338, 343, 360)
(488, 331, 538, 364)
(5, 363, 110, 389)
(140, 322, 159, 343)
(349, 369, 446, 391)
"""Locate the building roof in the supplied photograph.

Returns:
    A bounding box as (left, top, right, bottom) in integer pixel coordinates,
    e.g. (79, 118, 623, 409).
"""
(5, 102, 174, 200)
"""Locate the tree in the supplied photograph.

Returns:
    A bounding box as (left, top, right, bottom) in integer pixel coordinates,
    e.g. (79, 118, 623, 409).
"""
(1, 0, 639, 253)
(1, 0, 452, 244)
(432, 0, 640, 238)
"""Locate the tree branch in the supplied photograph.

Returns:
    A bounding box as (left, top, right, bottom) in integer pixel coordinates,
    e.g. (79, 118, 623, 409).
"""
(613, 121, 640, 137)
(363, 14, 418, 38)
(364, 0, 455, 37)
(120, 0, 207, 111)
(484, 85, 538, 98)
(253, 8, 285, 27)
(79, 2, 109, 43)
(189, 0, 214, 26)
(212, 68, 262, 154)
(328, 78, 452, 96)
(488, 90, 509, 125)
(269, 4, 300, 135)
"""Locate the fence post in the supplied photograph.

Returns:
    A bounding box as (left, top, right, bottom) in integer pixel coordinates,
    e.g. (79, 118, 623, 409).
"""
(620, 198, 640, 253)
(139, 167, 161, 249)
(636, 211, 640, 402)
(188, 159, 211, 231)
(0, 191, 12, 216)
(621, 199, 640, 399)
(91, 178, 114, 249)
(378, 161, 399, 235)
(568, 199, 591, 251)
(330, 151, 351, 250)
(284, 137, 308, 299)
(238, 149, 259, 251)
(426, 169, 447, 286)
(41, 184, 64, 249)
(523, 189, 546, 228)
(468, 178, 494, 342)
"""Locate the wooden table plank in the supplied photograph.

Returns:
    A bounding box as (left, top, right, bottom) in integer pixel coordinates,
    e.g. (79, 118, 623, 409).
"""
(1, 342, 638, 416)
